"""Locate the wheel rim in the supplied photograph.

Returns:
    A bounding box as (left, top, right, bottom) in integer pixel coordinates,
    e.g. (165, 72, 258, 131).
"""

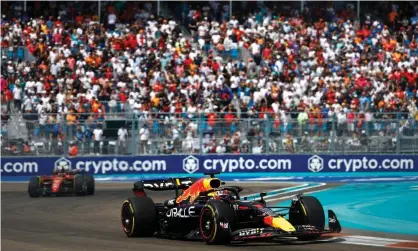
(121, 202, 133, 234)
(200, 208, 215, 240)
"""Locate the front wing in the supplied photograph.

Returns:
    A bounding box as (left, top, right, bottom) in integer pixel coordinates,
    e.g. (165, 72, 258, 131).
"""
(231, 226, 338, 241)
(39, 182, 76, 195)
(231, 209, 342, 242)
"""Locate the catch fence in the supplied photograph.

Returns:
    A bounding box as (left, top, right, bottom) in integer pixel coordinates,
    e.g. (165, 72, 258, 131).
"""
(1, 111, 417, 156)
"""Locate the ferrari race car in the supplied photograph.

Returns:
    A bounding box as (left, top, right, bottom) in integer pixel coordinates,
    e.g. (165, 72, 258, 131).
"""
(120, 173, 341, 244)
(28, 168, 95, 197)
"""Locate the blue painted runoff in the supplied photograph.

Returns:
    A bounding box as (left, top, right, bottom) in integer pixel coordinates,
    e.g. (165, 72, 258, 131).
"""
(277, 182, 418, 236)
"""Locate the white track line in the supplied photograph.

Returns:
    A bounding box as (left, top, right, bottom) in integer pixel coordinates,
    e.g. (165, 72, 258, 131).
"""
(243, 183, 310, 198)
(348, 235, 409, 242)
(341, 241, 386, 248)
(324, 236, 418, 249)
(265, 183, 327, 202)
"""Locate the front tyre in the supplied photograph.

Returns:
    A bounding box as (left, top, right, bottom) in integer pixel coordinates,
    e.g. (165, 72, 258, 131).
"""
(28, 176, 41, 198)
(85, 174, 95, 195)
(121, 197, 157, 237)
(199, 200, 235, 245)
(289, 196, 325, 241)
(74, 174, 87, 196)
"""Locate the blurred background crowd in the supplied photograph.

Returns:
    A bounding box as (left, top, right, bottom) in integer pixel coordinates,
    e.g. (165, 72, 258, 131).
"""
(1, 1, 417, 156)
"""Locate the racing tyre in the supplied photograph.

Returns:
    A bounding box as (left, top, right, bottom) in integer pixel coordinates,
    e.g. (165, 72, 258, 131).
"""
(289, 196, 325, 241)
(121, 197, 157, 237)
(86, 174, 95, 195)
(74, 174, 87, 196)
(199, 200, 235, 245)
(28, 176, 41, 198)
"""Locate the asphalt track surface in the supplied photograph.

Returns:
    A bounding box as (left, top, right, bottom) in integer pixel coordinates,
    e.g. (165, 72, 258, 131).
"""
(2, 182, 417, 251)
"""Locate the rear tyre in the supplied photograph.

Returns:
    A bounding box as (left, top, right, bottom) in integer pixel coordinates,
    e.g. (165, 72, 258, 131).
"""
(74, 174, 87, 196)
(289, 196, 325, 241)
(86, 174, 95, 195)
(200, 200, 235, 245)
(121, 197, 157, 237)
(28, 176, 41, 198)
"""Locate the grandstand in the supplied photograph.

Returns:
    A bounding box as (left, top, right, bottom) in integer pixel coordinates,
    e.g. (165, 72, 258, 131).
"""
(1, 1, 417, 156)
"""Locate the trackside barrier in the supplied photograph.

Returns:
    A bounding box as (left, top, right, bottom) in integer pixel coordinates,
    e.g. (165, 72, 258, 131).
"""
(1, 155, 417, 177)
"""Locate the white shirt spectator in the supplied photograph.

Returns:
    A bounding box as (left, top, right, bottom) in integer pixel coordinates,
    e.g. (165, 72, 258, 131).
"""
(93, 128, 103, 141)
(337, 112, 347, 124)
(39, 113, 47, 125)
(216, 144, 226, 153)
(212, 33, 221, 44)
(250, 43, 260, 55)
(36, 102, 44, 113)
(35, 81, 44, 94)
(23, 97, 32, 111)
(172, 127, 179, 140)
(56, 92, 65, 106)
(118, 127, 128, 141)
(198, 25, 208, 37)
(108, 13, 117, 25)
(229, 18, 239, 28)
(139, 127, 149, 141)
(13, 86, 22, 100)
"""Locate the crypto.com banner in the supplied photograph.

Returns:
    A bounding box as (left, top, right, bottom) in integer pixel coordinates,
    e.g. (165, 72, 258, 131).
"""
(1, 155, 416, 176)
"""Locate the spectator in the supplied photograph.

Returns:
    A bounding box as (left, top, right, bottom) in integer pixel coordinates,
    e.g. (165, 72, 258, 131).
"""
(337, 110, 347, 136)
(68, 141, 78, 157)
(12, 84, 22, 113)
(117, 125, 128, 154)
(284, 134, 295, 153)
(139, 125, 149, 154)
(107, 11, 117, 30)
(93, 125, 103, 155)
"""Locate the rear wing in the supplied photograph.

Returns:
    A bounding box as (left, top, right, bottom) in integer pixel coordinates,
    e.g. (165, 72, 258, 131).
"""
(132, 177, 196, 197)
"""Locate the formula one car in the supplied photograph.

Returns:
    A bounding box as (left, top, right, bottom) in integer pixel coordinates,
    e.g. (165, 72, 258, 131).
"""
(120, 173, 341, 244)
(28, 168, 95, 198)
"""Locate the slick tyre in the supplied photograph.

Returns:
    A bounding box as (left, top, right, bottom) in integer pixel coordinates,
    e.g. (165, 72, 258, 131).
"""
(86, 174, 95, 195)
(199, 200, 235, 245)
(28, 176, 41, 198)
(121, 197, 157, 237)
(289, 196, 325, 241)
(74, 174, 87, 196)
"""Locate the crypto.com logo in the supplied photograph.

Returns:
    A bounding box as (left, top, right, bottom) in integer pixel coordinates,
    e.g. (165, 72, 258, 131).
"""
(308, 155, 324, 172)
(54, 157, 72, 170)
(183, 155, 199, 174)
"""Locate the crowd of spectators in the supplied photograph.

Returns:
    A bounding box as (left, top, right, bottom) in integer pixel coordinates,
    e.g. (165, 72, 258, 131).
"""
(1, 1, 417, 155)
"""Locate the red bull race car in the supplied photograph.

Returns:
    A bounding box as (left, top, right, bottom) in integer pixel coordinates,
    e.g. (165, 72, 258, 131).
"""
(28, 163, 95, 197)
(120, 173, 341, 244)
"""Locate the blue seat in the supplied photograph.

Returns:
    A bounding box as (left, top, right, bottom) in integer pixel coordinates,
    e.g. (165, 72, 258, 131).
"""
(17, 47, 24, 60)
(231, 49, 239, 59)
(7, 50, 13, 60)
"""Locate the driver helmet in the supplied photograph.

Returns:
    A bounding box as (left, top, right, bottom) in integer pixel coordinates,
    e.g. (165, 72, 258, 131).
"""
(63, 164, 70, 172)
(57, 160, 70, 172)
(207, 189, 231, 198)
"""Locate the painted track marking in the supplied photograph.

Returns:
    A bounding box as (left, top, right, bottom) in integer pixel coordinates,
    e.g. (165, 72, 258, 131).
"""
(319, 234, 418, 249)
(264, 183, 327, 202)
(244, 183, 315, 200)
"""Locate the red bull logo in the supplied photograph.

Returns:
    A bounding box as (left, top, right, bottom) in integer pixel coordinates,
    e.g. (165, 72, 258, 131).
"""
(176, 178, 221, 204)
(263, 216, 296, 232)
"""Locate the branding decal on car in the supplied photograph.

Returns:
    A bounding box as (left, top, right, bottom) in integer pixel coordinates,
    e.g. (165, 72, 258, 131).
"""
(166, 206, 197, 218)
(238, 228, 264, 236)
(219, 222, 229, 229)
